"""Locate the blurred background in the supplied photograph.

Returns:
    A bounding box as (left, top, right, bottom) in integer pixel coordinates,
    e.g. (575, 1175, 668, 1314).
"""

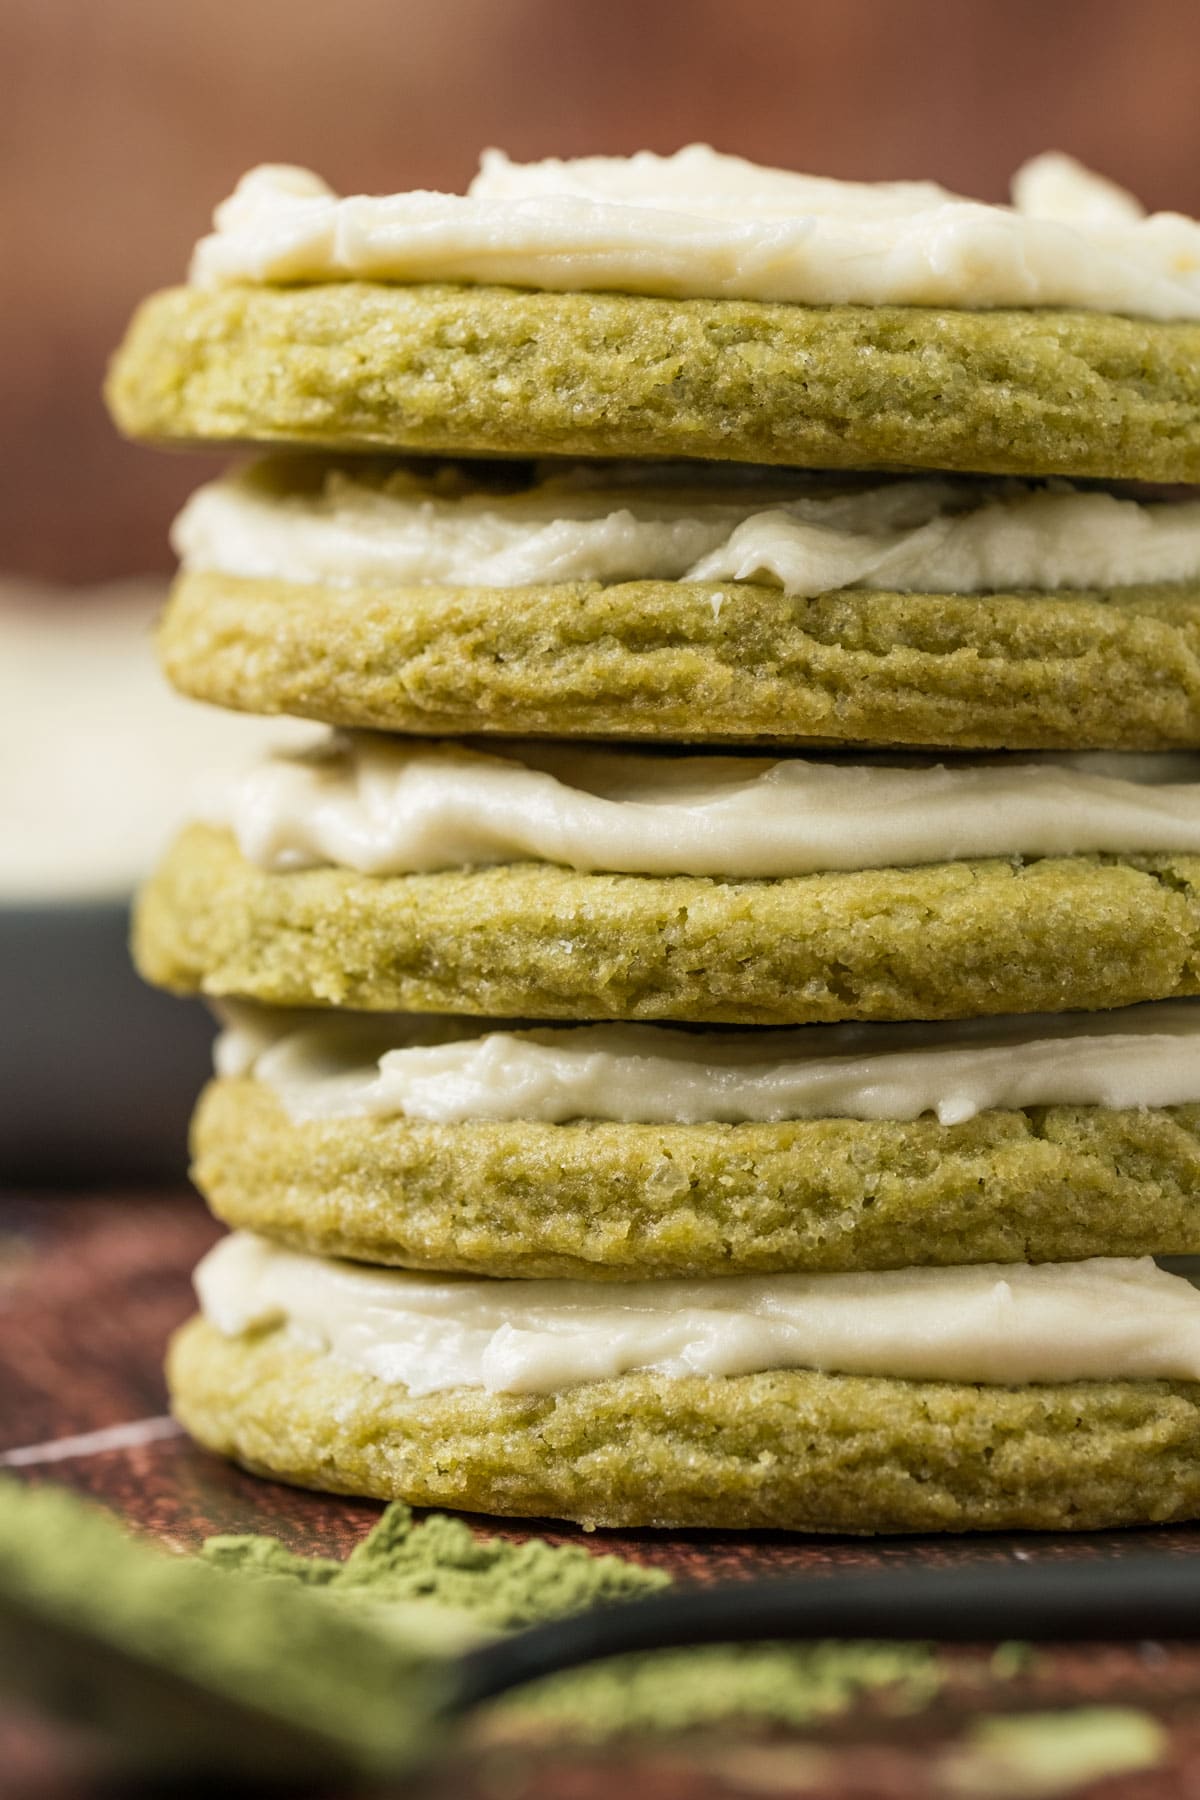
(6, 0, 1200, 583)
(4, 0, 1200, 1179)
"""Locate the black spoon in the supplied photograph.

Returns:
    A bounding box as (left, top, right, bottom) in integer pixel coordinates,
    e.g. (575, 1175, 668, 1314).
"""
(455, 1552, 1200, 1711)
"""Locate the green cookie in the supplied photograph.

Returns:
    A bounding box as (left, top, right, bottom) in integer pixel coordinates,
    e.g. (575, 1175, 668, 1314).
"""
(136, 825, 1200, 1026)
(193, 1076, 1200, 1279)
(169, 1317, 1200, 1532)
(108, 283, 1200, 483)
(160, 570, 1200, 753)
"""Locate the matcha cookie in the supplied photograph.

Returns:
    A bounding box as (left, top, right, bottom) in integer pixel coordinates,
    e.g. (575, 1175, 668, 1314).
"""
(159, 571, 1200, 752)
(193, 1075, 1200, 1279)
(107, 284, 1200, 484)
(135, 824, 1200, 1025)
(169, 1317, 1200, 1532)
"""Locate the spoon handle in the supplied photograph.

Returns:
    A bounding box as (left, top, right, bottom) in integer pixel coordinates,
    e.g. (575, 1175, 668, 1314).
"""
(452, 1554, 1200, 1712)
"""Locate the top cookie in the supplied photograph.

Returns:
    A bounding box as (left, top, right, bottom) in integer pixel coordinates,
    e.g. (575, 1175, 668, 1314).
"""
(107, 283, 1200, 484)
(107, 149, 1200, 482)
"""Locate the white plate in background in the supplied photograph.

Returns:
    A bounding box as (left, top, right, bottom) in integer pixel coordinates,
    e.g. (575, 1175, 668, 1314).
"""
(0, 582, 317, 1183)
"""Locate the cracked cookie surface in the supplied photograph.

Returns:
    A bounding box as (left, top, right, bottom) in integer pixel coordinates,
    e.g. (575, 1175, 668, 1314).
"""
(159, 571, 1200, 752)
(169, 1317, 1200, 1531)
(109, 284, 1200, 483)
(193, 1075, 1200, 1278)
(135, 825, 1200, 1025)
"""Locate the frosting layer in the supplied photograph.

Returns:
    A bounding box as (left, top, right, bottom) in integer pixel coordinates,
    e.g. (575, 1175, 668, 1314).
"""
(195, 1233, 1200, 1395)
(218, 736, 1200, 880)
(216, 1000, 1200, 1128)
(190, 148, 1200, 322)
(174, 463, 1200, 599)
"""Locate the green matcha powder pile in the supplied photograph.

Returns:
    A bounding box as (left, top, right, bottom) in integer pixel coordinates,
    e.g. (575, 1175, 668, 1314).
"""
(203, 1499, 947, 1742)
(0, 1477, 946, 1772)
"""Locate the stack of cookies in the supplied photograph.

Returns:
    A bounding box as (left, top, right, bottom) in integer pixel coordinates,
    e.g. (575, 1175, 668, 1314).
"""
(109, 147, 1200, 1532)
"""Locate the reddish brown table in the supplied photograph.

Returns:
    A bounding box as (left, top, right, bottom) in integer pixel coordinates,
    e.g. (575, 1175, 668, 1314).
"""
(5, 1189, 1200, 1798)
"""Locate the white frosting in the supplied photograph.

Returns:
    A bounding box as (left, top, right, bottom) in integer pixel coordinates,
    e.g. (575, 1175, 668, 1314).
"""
(195, 1233, 1200, 1395)
(189, 147, 1200, 322)
(214, 1000, 1200, 1128)
(0, 583, 319, 901)
(217, 735, 1200, 881)
(174, 464, 1200, 599)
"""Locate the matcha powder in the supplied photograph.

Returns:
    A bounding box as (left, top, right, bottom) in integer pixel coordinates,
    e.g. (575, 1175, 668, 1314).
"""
(204, 1501, 949, 1739)
(203, 1501, 670, 1631)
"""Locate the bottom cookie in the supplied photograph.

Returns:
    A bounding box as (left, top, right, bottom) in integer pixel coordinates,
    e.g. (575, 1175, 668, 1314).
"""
(169, 1317, 1200, 1533)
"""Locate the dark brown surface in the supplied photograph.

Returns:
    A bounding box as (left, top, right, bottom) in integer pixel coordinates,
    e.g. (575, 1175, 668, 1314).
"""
(5, 1190, 1200, 1796)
